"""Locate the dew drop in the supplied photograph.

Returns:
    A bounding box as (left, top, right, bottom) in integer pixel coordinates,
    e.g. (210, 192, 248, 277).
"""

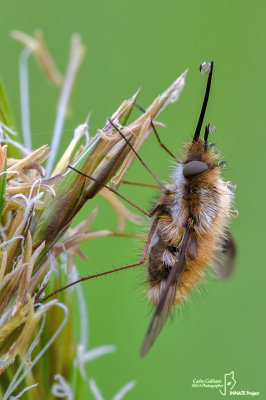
(105, 118, 123, 133)
(200, 62, 212, 75)
(208, 142, 220, 155)
(208, 142, 216, 150)
(218, 160, 227, 169)
(227, 209, 239, 218)
(113, 118, 123, 130)
(225, 181, 237, 191)
(209, 126, 216, 134)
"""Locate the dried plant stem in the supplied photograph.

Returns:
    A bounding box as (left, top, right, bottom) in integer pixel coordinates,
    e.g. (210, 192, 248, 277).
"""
(46, 35, 85, 176)
(0, 30, 188, 398)
(19, 47, 33, 151)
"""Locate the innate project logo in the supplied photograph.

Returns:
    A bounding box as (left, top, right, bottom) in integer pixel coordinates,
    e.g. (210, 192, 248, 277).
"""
(219, 371, 236, 395)
(192, 371, 260, 396)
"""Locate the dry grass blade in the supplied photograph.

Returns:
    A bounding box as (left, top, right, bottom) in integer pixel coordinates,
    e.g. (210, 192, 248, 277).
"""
(0, 29, 188, 399)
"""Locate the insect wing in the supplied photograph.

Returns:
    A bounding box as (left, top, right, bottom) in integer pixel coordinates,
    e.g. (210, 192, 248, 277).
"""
(213, 231, 236, 280)
(141, 280, 178, 357)
(140, 226, 191, 357)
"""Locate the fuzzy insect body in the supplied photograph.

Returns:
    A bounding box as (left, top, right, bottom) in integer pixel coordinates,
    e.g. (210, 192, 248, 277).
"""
(41, 61, 237, 357)
(146, 137, 233, 307)
(140, 61, 237, 356)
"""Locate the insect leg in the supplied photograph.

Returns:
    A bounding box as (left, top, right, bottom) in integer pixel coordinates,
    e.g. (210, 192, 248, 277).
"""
(108, 119, 171, 194)
(109, 232, 147, 239)
(38, 219, 158, 304)
(68, 165, 156, 218)
(34, 232, 147, 304)
(135, 103, 178, 161)
(204, 124, 210, 151)
(121, 180, 161, 189)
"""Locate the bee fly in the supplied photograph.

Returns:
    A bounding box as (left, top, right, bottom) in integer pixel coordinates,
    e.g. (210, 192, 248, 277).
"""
(40, 61, 237, 357)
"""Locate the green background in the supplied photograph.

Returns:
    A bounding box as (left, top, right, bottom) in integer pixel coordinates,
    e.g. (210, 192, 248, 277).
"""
(1, 0, 265, 398)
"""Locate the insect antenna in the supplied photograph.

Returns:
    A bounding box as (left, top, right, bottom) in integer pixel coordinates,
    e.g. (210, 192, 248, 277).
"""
(108, 118, 171, 194)
(193, 61, 214, 141)
(134, 103, 178, 161)
(204, 123, 210, 151)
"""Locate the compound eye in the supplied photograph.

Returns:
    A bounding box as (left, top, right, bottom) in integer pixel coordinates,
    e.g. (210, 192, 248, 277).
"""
(183, 161, 208, 179)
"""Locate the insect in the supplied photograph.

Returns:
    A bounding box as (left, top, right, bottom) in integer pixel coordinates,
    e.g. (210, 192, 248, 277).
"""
(41, 61, 237, 357)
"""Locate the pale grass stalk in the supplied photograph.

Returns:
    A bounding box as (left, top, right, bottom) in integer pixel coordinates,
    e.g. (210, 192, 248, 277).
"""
(89, 379, 105, 400)
(46, 34, 85, 176)
(0, 122, 18, 137)
(9, 383, 39, 399)
(19, 47, 33, 151)
(0, 29, 188, 399)
(2, 302, 68, 400)
(72, 266, 116, 380)
(89, 379, 137, 400)
(113, 381, 137, 400)
(0, 127, 29, 155)
(51, 374, 73, 399)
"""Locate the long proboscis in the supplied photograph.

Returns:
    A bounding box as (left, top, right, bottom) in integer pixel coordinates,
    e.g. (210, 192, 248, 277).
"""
(193, 61, 214, 141)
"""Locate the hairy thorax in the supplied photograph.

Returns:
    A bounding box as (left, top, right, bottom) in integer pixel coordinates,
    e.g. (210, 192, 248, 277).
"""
(146, 139, 233, 306)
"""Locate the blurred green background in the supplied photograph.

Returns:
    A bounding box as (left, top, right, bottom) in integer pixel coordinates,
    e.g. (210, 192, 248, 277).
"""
(1, 0, 265, 398)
